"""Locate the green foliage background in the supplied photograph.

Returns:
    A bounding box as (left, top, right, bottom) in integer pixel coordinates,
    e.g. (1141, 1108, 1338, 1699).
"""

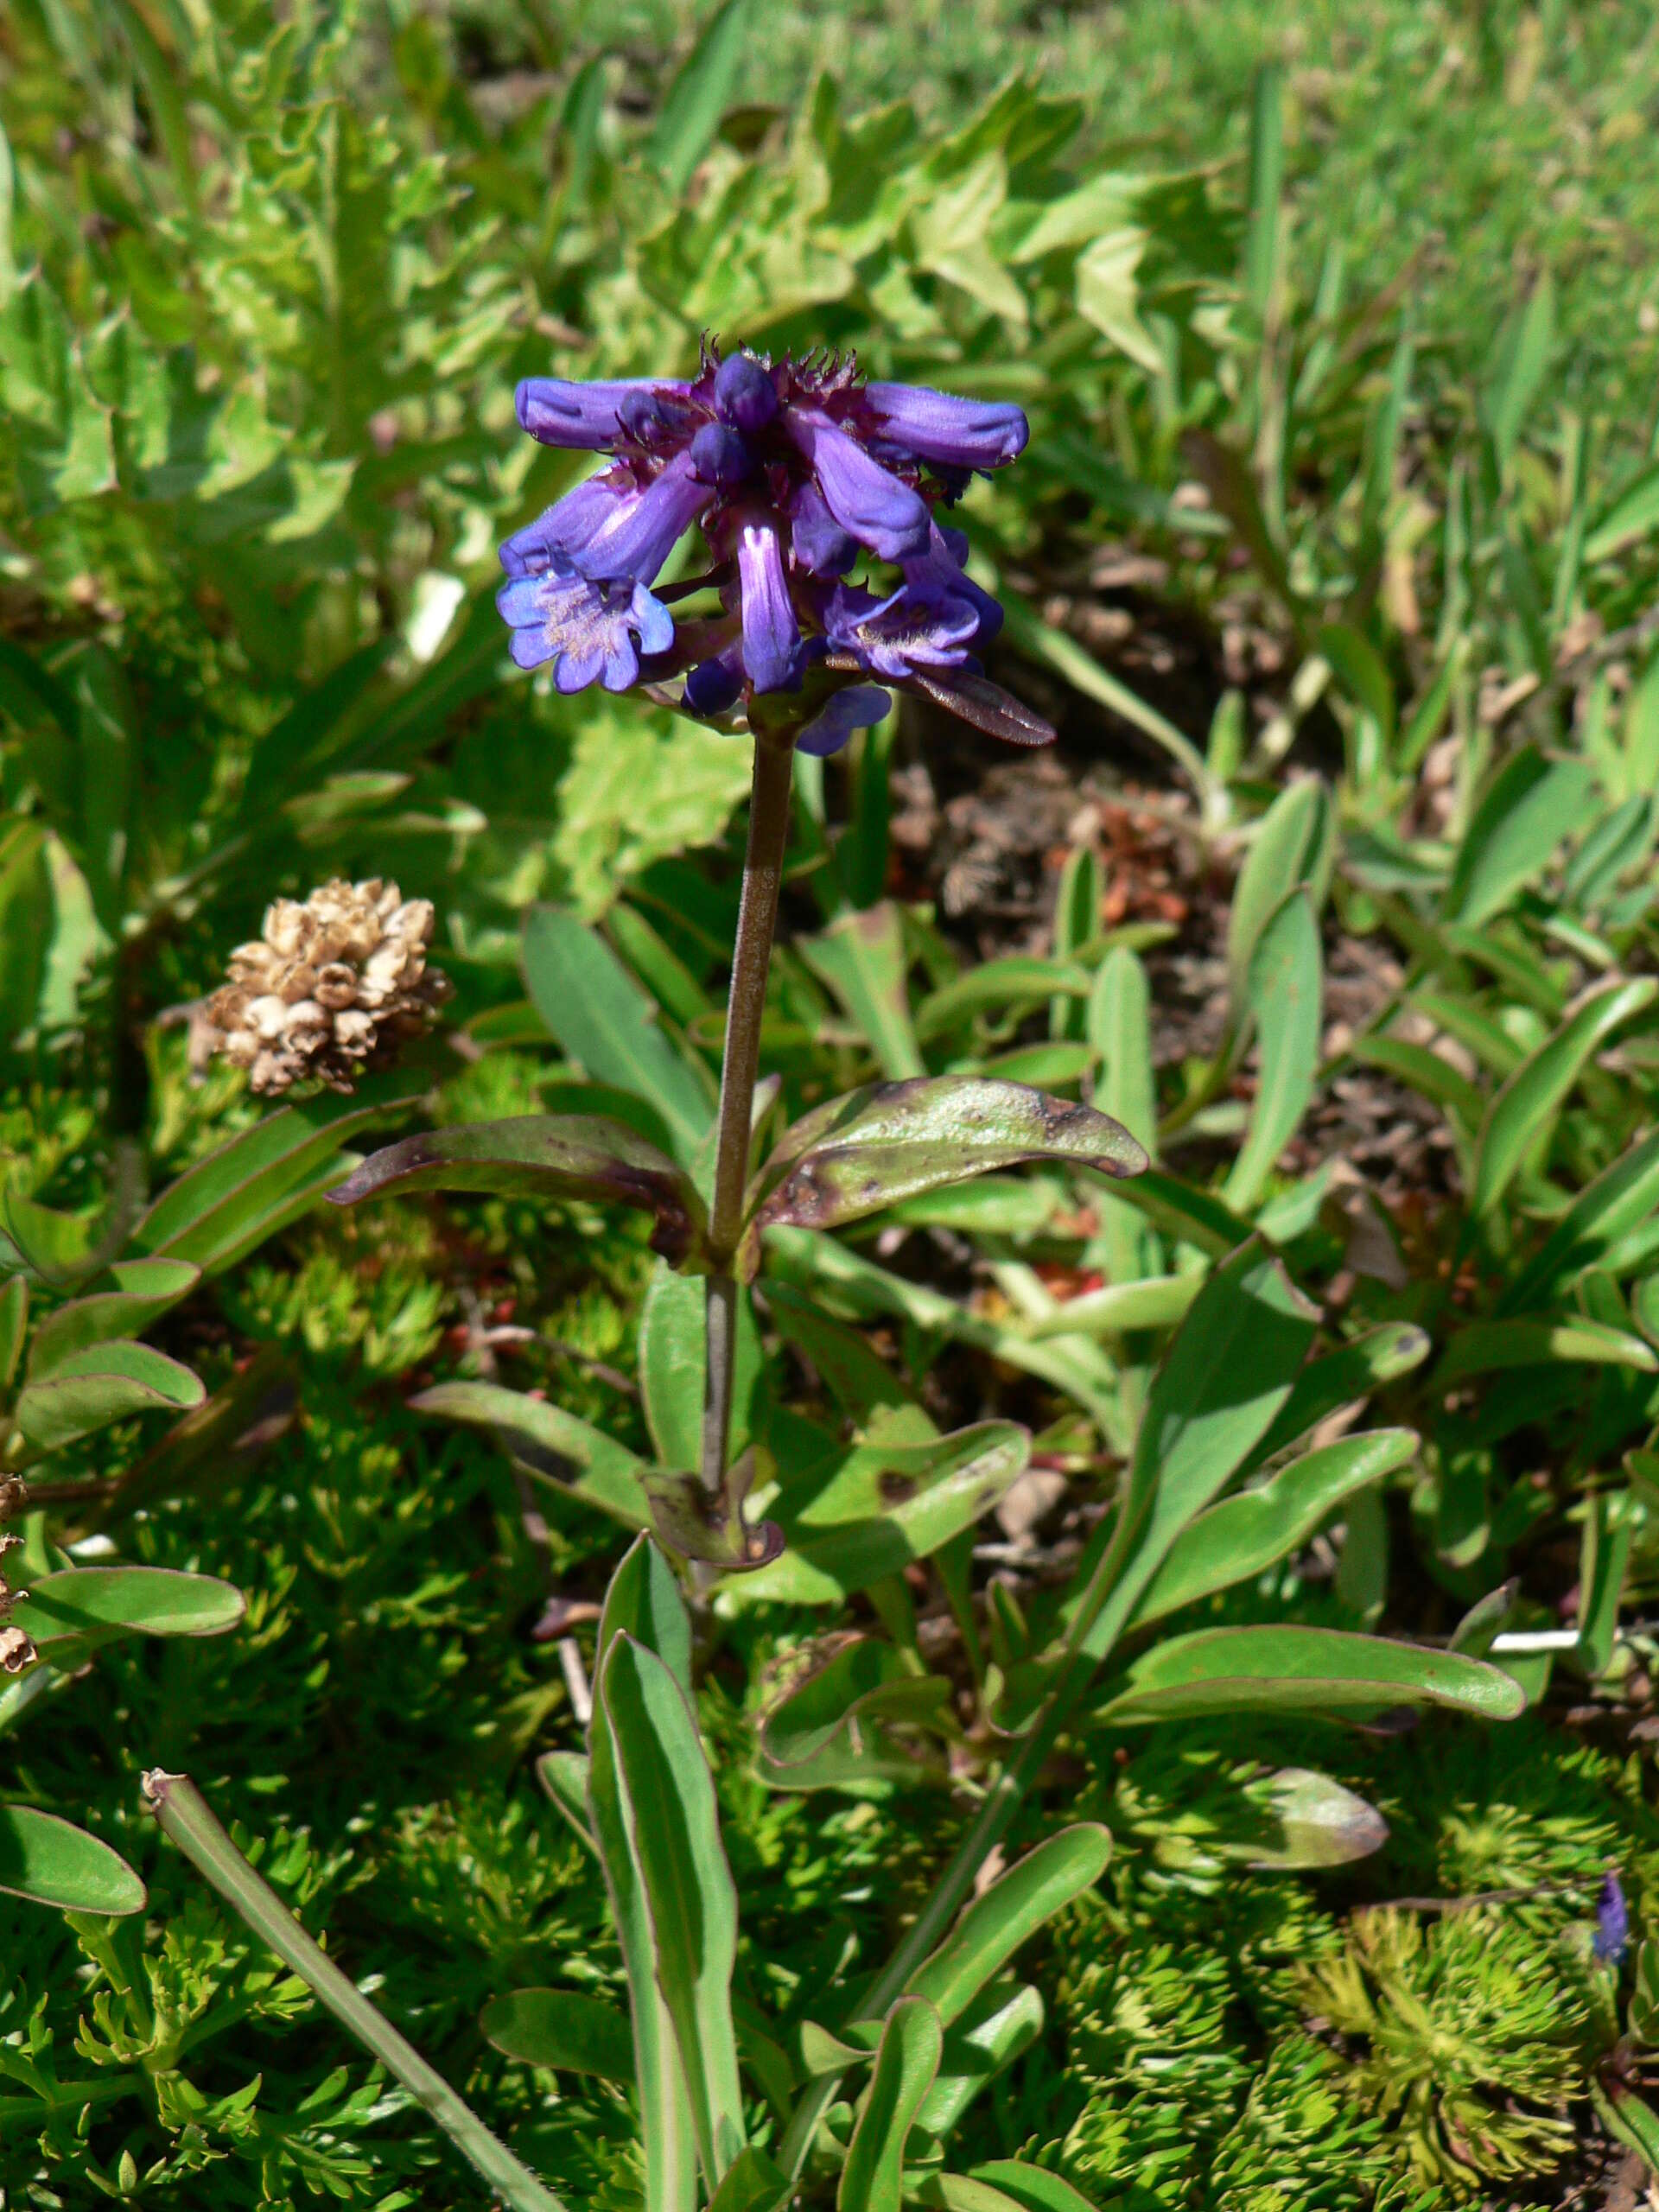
(5, 0, 1659, 2204)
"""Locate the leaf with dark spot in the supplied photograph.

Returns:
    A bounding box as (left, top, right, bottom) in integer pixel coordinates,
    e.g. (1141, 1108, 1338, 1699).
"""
(645, 1455, 784, 1573)
(747, 1076, 1144, 1252)
(905, 667, 1057, 747)
(327, 1116, 707, 1265)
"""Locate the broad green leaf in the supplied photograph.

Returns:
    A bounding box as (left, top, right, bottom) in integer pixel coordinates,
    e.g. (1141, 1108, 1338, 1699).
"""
(409, 1381, 651, 1528)
(15, 1339, 206, 1451)
(914, 957, 1090, 1046)
(644, 1466, 785, 1573)
(601, 1634, 747, 2186)
(1068, 1243, 1318, 1667)
(837, 1996, 942, 2212)
(759, 1638, 951, 1769)
(131, 1083, 417, 1274)
(1471, 978, 1657, 1216)
(912, 1982, 1044, 2144)
(1132, 1429, 1418, 1626)
(901, 1828, 1111, 2028)
(918, 2169, 1099, 2212)
(2, 1186, 97, 1281)
(736, 1421, 1030, 1606)
(1436, 1316, 1657, 1383)
(11, 1567, 244, 1649)
(705, 2148, 791, 2212)
(1087, 947, 1155, 1156)
(886, 1176, 1062, 1238)
(27, 1258, 200, 1377)
(480, 1990, 635, 2082)
(523, 907, 713, 1166)
(1227, 779, 1332, 1007)
(798, 905, 925, 1082)
(1218, 1768, 1389, 1871)
(1224, 892, 1321, 1213)
(327, 1116, 706, 1268)
(649, 0, 754, 193)
(587, 1663, 698, 2212)
(1093, 1624, 1526, 1726)
(750, 1077, 1144, 1244)
(1443, 747, 1595, 928)
(0, 1803, 144, 1913)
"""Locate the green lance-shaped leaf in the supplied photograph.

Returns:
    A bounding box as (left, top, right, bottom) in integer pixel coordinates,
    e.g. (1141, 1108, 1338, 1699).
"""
(760, 1637, 952, 1770)
(1132, 1429, 1419, 1627)
(1024, 1270, 1200, 1340)
(1434, 1316, 1658, 1385)
(1067, 1242, 1319, 1667)
(0, 1274, 26, 1389)
(588, 1623, 697, 2212)
(0, 1803, 145, 1914)
(899, 1827, 1112, 2029)
(949, 2164, 1101, 2212)
(1443, 746, 1596, 928)
(1471, 977, 1659, 1216)
(648, 0, 754, 194)
(15, 1339, 206, 1451)
(10, 1566, 244, 1651)
(408, 1381, 652, 1529)
(1087, 946, 1156, 1157)
(1500, 1127, 1659, 1312)
(600, 1632, 747, 2186)
(705, 2147, 792, 2212)
(1231, 1768, 1389, 1869)
(837, 1996, 943, 2212)
(599, 1535, 693, 1694)
(480, 1989, 635, 2083)
(327, 1117, 707, 1268)
(537, 1752, 595, 1853)
(914, 957, 1091, 1046)
(798, 904, 925, 1083)
(1091, 1624, 1527, 1727)
(912, 1982, 1045, 2144)
(737, 1421, 1031, 1606)
(639, 1260, 765, 1471)
(749, 1077, 1144, 1249)
(27, 1258, 200, 1377)
(523, 906, 714, 1167)
(1224, 890, 1322, 1215)
(1226, 779, 1332, 1010)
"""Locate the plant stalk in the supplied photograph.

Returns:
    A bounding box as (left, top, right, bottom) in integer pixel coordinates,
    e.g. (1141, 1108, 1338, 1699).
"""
(701, 733, 794, 1492)
(143, 1770, 568, 2212)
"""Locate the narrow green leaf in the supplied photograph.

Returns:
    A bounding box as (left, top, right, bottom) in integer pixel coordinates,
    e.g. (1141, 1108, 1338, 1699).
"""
(0, 1274, 26, 1389)
(960, 2164, 1100, 2212)
(1243, 62, 1283, 319)
(798, 905, 925, 1081)
(1087, 948, 1156, 1156)
(759, 1638, 951, 1770)
(1444, 747, 1594, 927)
(1227, 781, 1332, 1009)
(1093, 1624, 1526, 1726)
(601, 1635, 747, 2185)
(837, 1996, 942, 2212)
(1025, 1271, 1199, 1340)
(912, 1983, 1044, 2144)
(327, 1116, 706, 1267)
(1471, 977, 1657, 1216)
(1483, 271, 1554, 469)
(1224, 891, 1321, 1213)
(10, 1567, 244, 1649)
(523, 907, 713, 1166)
(639, 1261, 763, 1472)
(1249, 1322, 1432, 1469)
(1133, 1430, 1418, 1626)
(648, 0, 753, 193)
(1436, 1316, 1657, 1383)
(1585, 461, 1659, 563)
(0, 1804, 145, 1914)
(16, 1340, 205, 1451)
(27, 1258, 200, 1377)
(409, 1381, 651, 1528)
(915, 957, 1090, 1045)
(480, 1990, 635, 2082)
(536, 1751, 595, 1853)
(902, 1827, 1111, 2027)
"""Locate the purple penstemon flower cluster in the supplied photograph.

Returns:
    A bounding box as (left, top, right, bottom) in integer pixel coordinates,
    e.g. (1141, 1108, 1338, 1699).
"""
(496, 340, 1052, 755)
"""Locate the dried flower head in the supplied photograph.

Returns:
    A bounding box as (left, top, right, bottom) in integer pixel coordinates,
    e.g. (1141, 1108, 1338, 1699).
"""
(208, 878, 451, 1096)
(0, 1482, 31, 1675)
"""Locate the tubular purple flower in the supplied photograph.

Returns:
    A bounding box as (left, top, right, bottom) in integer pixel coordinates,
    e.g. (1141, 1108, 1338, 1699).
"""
(790, 482, 857, 577)
(496, 561, 674, 693)
(825, 578, 982, 682)
(785, 410, 931, 562)
(572, 451, 715, 583)
(798, 684, 893, 757)
(714, 353, 779, 434)
(903, 522, 1004, 643)
(516, 377, 690, 451)
(862, 383, 1029, 470)
(737, 518, 803, 694)
(499, 474, 634, 578)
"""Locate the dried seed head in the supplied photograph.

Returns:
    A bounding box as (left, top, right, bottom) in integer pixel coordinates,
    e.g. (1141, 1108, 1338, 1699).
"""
(207, 878, 451, 1096)
(0, 1623, 35, 1673)
(0, 1480, 33, 1674)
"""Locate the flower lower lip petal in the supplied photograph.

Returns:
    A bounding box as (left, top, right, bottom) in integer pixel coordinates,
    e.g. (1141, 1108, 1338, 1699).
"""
(785, 410, 931, 562)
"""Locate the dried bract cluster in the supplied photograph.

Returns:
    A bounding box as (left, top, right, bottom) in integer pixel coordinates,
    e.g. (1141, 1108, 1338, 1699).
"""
(0, 1471, 33, 1675)
(208, 879, 451, 1096)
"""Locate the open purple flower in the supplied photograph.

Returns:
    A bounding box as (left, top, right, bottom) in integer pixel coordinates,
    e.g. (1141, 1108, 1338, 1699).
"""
(498, 339, 1052, 748)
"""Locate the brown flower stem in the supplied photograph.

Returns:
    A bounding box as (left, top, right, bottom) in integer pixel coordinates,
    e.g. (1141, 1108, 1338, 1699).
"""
(701, 733, 794, 1493)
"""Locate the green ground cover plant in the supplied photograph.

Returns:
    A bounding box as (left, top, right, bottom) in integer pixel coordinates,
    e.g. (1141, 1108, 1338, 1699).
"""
(6, 2, 1659, 2206)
